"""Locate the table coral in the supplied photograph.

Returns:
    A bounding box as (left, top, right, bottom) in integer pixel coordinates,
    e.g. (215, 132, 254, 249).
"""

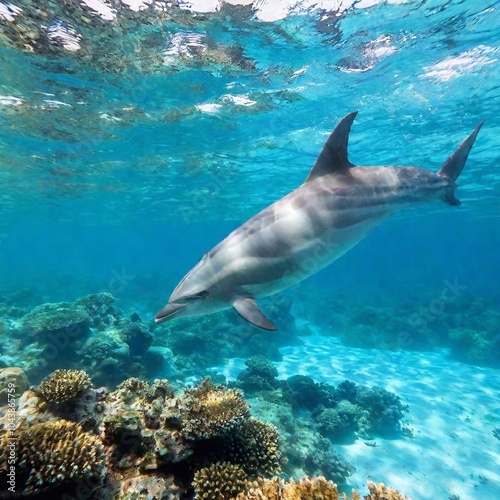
(35, 368, 92, 404)
(0, 419, 105, 496)
(180, 378, 250, 439)
(18, 301, 90, 334)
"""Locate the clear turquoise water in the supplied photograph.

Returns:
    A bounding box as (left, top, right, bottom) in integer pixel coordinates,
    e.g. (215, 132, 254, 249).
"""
(1, 0, 498, 309)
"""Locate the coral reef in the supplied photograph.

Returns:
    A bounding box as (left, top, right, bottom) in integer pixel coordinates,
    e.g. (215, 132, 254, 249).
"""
(281, 476, 341, 499)
(283, 376, 408, 439)
(74, 292, 118, 328)
(18, 301, 90, 334)
(102, 377, 190, 470)
(3, 289, 305, 386)
(35, 368, 92, 404)
(298, 289, 500, 368)
(236, 356, 280, 392)
(180, 378, 250, 439)
(0, 367, 29, 404)
(0, 367, 413, 499)
(6, 292, 163, 386)
(220, 418, 281, 476)
(115, 473, 182, 499)
(0, 419, 105, 496)
(154, 293, 301, 377)
(364, 481, 410, 499)
(246, 396, 354, 485)
(232, 477, 411, 500)
(314, 401, 363, 441)
(193, 462, 249, 500)
(0, 1, 256, 75)
(284, 375, 337, 410)
(354, 386, 409, 437)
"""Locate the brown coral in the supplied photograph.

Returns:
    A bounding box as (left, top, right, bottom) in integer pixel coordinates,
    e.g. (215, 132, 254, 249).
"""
(233, 477, 411, 500)
(180, 378, 250, 438)
(235, 477, 281, 500)
(365, 481, 410, 500)
(0, 366, 29, 404)
(222, 418, 281, 477)
(282, 477, 340, 500)
(101, 377, 191, 470)
(193, 461, 249, 500)
(233, 476, 340, 500)
(0, 420, 105, 495)
(36, 369, 92, 403)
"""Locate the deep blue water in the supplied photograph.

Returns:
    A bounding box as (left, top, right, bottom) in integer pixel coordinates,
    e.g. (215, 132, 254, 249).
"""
(1, 2, 499, 315)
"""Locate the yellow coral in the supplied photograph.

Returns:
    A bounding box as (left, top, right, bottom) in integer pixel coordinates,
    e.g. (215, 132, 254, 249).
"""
(365, 482, 410, 500)
(193, 461, 249, 500)
(36, 369, 92, 403)
(231, 478, 410, 500)
(181, 378, 250, 438)
(0, 419, 105, 495)
(282, 477, 340, 500)
(235, 477, 281, 500)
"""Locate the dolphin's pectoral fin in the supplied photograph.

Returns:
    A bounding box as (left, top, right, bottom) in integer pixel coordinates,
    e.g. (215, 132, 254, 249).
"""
(304, 111, 358, 183)
(232, 297, 277, 331)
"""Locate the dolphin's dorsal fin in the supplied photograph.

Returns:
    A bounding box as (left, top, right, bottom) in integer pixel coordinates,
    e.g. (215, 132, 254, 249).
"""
(304, 111, 358, 183)
(438, 121, 484, 182)
(233, 297, 277, 331)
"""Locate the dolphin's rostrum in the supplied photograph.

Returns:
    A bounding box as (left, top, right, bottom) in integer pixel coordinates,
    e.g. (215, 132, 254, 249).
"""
(155, 112, 483, 330)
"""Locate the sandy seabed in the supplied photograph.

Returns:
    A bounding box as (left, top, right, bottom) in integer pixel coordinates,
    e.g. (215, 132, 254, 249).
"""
(213, 328, 500, 500)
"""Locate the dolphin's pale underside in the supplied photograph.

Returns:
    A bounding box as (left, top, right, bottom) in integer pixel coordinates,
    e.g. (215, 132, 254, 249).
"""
(155, 112, 483, 330)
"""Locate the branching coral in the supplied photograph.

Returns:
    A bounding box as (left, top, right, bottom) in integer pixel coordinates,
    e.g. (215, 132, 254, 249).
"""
(222, 418, 281, 477)
(233, 478, 410, 500)
(314, 401, 363, 440)
(236, 477, 281, 499)
(237, 356, 279, 392)
(355, 386, 409, 436)
(35, 369, 92, 403)
(180, 378, 250, 439)
(283, 376, 408, 440)
(364, 481, 410, 499)
(0, 420, 105, 495)
(284, 375, 337, 410)
(193, 461, 249, 500)
(281, 476, 340, 499)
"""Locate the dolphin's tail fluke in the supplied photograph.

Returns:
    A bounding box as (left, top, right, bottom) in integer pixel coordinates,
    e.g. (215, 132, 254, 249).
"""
(438, 121, 484, 205)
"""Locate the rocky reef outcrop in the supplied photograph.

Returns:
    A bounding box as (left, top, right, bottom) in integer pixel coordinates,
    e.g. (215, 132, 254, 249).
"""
(0, 367, 412, 499)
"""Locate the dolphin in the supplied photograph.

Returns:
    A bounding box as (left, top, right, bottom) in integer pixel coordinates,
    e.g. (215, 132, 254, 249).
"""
(155, 112, 483, 330)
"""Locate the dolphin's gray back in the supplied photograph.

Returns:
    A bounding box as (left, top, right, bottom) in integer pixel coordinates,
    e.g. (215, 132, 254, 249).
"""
(207, 165, 447, 297)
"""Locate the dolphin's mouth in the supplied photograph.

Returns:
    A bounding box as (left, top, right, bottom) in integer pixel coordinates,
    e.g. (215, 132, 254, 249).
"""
(154, 302, 188, 323)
